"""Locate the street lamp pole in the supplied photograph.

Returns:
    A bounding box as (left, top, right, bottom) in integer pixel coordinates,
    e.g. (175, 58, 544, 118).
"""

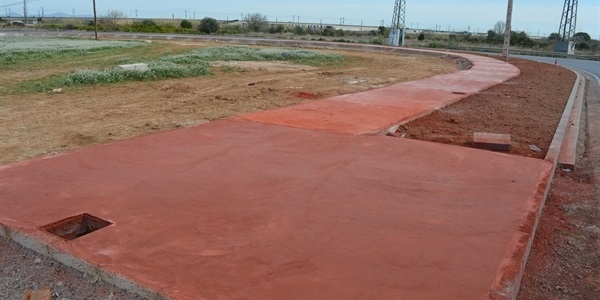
(502, 0, 513, 61)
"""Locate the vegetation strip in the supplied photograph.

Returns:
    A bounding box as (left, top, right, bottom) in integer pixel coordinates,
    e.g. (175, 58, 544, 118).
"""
(1, 36, 344, 89)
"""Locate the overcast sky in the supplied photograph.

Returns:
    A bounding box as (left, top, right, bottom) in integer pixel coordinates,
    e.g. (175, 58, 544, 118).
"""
(2, 0, 599, 38)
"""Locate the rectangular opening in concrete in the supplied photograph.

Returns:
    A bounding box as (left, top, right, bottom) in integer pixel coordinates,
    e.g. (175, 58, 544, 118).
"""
(39, 213, 112, 241)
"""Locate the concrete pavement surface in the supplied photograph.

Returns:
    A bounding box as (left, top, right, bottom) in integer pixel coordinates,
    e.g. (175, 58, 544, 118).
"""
(0, 39, 561, 299)
(0, 120, 553, 299)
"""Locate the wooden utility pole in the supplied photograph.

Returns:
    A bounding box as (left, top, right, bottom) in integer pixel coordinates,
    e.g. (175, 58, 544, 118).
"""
(93, 0, 98, 40)
(23, 0, 27, 24)
(502, 0, 513, 61)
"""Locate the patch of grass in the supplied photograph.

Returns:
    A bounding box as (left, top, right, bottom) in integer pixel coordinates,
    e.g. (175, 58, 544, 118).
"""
(63, 61, 212, 86)
(160, 46, 345, 67)
(3, 45, 345, 92)
(0, 36, 147, 70)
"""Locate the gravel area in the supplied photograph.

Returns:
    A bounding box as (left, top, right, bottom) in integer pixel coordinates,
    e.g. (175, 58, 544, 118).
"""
(0, 238, 144, 300)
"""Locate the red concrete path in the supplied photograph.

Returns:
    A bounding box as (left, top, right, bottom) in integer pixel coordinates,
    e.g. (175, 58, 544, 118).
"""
(0, 51, 543, 299)
(1, 120, 552, 299)
(240, 54, 519, 135)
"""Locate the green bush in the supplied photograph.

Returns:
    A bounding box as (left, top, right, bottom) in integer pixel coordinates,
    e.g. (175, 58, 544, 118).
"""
(269, 24, 285, 34)
(323, 26, 335, 36)
(180, 19, 193, 29)
(199, 17, 220, 34)
(293, 26, 305, 35)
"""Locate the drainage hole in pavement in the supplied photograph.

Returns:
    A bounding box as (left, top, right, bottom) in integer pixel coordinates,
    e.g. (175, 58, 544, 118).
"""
(39, 213, 112, 241)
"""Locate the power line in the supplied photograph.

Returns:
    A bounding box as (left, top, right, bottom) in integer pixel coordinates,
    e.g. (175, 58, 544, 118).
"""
(0, 0, 38, 9)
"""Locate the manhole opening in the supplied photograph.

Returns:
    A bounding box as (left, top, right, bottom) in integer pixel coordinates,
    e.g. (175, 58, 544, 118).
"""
(39, 213, 112, 241)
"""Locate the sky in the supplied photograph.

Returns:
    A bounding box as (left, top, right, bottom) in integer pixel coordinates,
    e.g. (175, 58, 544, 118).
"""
(2, 0, 599, 39)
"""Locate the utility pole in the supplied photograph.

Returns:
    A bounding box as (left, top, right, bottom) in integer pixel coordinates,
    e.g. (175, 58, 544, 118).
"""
(23, 0, 27, 23)
(92, 0, 98, 40)
(502, 0, 513, 61)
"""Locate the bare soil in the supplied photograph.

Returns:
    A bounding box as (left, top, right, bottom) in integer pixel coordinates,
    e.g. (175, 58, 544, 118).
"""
(1, 44, 597, 299)
(0, 42, 456, 165)
(396, 58, 576, 159)
(518, 77, 600, 300)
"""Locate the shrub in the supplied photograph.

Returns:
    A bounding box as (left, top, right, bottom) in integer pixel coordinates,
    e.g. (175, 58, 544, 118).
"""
(64, 24, 76, 30)
(199, 17, 219, 34)
(180, 19, 193, 29)
(418, 33, 425, 41)
(428, 41, 446, 48)
(293, 26, 305, 35)
(141, 19, 157, 27)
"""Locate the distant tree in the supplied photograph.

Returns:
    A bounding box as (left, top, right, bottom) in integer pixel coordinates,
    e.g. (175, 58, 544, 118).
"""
(199, 17, 219, 34)
(548, 32, 562, 41)
(323, 26, 335, 36)
(574, 32, 591, 42)
(575, 42, 590, 51)
(102, 10, 126, 31)
(180, 19, 192, 29)
(493, 21, 505, 35)
(244, 13, 267, 32)
(487, 30, 497, 41)
(418, 32, 425, 41)
(378, 26, 386, 36)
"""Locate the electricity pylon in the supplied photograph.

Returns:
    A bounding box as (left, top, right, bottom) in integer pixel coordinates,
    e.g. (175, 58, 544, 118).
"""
(556, 0, 578, 53)
(388, 0, 406, 46)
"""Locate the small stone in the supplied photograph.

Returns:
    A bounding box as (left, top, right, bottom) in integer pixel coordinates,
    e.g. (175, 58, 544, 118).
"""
(34, 258, 42, 264)
(529, 145, 542, 152)
(22, 287, 52, 300)
(52, 88, 63, 93)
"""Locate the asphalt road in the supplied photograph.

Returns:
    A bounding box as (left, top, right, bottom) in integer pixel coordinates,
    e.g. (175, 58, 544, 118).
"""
(514, 55, 600, 83)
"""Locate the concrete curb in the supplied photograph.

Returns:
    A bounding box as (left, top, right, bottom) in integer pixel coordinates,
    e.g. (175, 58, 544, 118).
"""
(489, 70, 584, 299)
(558, 72, 587, 170)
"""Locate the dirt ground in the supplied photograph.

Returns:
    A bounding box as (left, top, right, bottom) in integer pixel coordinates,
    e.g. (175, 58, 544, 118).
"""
(518, 77, 600, 300)
(0, 42, 456, 165)
(395, 58, 576, 159)
(0, 43, 597, 299)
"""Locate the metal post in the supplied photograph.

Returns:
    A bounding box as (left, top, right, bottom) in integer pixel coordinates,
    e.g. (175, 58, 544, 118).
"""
(389, 0, 407, 46)
(502, 0, 513, 61)
(556, 0, 578, 54)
